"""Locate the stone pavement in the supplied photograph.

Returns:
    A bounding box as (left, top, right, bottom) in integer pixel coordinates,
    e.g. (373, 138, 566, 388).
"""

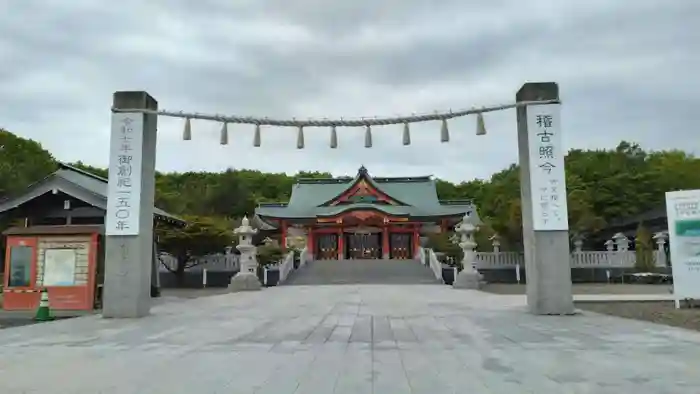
(0, 285, 698, 393)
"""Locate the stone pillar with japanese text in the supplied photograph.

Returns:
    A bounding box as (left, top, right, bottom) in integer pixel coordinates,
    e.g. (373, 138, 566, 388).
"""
(516, 82, 574, 315)
(102, 91, 158, 318)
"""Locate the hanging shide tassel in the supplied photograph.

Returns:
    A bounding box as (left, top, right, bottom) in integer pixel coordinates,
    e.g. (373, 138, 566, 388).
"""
(253, 124, 261, 147)
(183, 118, 192, 140)
(364, 125, 372, 148)
(219, 122, 228, 145)
(402, 123, 411, 145)
(440, 119, 449, 142)
(330, 125, 338, 148)
(476, 112, 487, 135)
(297, 126, 305, 149)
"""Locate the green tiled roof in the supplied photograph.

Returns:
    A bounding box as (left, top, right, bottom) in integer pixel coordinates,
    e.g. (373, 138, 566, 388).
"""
(0, 163, 185, 226)
(255, 166, 474, 221)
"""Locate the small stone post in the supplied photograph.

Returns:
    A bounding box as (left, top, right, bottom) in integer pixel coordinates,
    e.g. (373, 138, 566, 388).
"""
(228, 216, 262, 292)
(453, 211, 484, 289)
(652, 231, 668, 267)
(490, 234, 501, 253)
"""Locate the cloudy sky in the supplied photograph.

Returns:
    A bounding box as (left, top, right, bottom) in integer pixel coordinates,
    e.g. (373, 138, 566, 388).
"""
(1, 0, 697, 182)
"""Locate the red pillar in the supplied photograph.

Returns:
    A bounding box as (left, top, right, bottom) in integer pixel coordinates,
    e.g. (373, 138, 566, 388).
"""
(307, 227, 315, 259)
(337, 227, 344, 259)
(280, 220, 287, 252)
(382, 226, 390, 259)
(413, 225, 420, 259)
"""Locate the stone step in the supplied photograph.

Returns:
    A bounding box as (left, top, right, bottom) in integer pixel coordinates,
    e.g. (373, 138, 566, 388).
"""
(284, 259, 441, 285)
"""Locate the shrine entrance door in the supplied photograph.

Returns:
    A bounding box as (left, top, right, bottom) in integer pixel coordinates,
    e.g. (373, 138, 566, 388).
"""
(315, 233, 338, 260)
(344, 232, 382, 259)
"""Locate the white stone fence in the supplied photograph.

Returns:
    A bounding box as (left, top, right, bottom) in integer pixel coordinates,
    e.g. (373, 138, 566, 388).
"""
(472, 231, 668, 269)
(277, 251, 295, 284)
(158, 252, 240, 272)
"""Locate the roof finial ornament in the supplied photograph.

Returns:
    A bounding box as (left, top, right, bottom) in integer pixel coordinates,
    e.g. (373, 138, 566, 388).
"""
(358, 165, 368, 176)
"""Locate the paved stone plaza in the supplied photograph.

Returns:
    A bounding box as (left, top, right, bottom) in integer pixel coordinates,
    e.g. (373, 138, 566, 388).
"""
(0, 285, 698, 393)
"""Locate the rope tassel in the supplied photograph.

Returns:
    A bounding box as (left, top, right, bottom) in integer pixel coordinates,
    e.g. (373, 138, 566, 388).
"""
(297, 126, 305, 149)
(476, 112, 487, 135)
(183, 118, 192, 140)
(219, 122, 228, 145)
(440, 119, 449, 142)
(330, 126, 338, 148)
(402, 123, 411, 145)
(364, 125, 372, 148)
(253, 124, 261, 147)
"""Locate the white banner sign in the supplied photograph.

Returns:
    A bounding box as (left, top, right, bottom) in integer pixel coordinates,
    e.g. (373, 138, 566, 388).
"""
(665, 189, 700, 303)
(105, 112, 143, 236)
(526, 104, 569, 231)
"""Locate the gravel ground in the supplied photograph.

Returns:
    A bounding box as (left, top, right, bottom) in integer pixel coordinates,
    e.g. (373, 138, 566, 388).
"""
(577, 301, 700, 332)
(482, 283, 672, 295)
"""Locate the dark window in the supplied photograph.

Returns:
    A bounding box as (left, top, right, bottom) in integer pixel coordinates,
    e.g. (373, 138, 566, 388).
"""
(7, 245, 32, 287)
(71, 216, 105, 225)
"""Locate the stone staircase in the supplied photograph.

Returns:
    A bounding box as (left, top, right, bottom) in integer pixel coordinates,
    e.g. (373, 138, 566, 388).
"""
(284, 258, 441, 285)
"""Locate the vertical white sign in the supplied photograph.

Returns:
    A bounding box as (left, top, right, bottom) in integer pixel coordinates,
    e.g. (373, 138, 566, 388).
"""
(665, 189, 700, 305)
(105, 113, 143, 236)
(526, 104, 569, 231)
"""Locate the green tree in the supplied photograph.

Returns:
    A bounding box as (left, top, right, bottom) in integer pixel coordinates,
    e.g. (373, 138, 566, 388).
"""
(156, 215, 236, 284)
(634, 223, 655, 272)
(0, 129, 57, 198)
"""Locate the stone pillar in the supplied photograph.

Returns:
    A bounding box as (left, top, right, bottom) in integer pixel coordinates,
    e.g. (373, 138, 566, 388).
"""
(516, 82, 574, 315)
(453, 211, 484, 289)
(103, 91, 158, 318)
(228, 216, 262, 291)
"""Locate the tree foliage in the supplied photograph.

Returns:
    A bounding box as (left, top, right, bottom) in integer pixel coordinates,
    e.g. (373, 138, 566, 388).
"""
(156, 215, 236, 282)
(2, 129, 700, 254)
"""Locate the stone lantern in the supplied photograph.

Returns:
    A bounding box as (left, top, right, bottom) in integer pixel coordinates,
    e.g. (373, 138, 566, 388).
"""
(453, 210, 484, 289)
(604, 239, 614, 252)
(612, 232, 629, 251)
(489, 234, 501, 253)
(571, 233, 585, 253)
(228, 216, 262, 292)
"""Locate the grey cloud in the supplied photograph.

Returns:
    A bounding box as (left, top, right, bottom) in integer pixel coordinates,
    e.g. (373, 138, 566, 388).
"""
(0, 0, 698, 183)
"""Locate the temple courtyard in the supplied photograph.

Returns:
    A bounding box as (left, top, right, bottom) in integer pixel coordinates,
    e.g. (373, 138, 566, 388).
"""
(1, 285, 698, 393)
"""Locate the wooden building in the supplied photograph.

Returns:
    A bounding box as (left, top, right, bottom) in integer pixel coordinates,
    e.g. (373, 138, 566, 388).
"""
(254, 166, 475, 260)
(0, 163, 184, 311)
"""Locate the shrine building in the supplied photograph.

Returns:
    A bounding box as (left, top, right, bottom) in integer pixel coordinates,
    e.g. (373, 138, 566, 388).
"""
(254, 166, 475, 260)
